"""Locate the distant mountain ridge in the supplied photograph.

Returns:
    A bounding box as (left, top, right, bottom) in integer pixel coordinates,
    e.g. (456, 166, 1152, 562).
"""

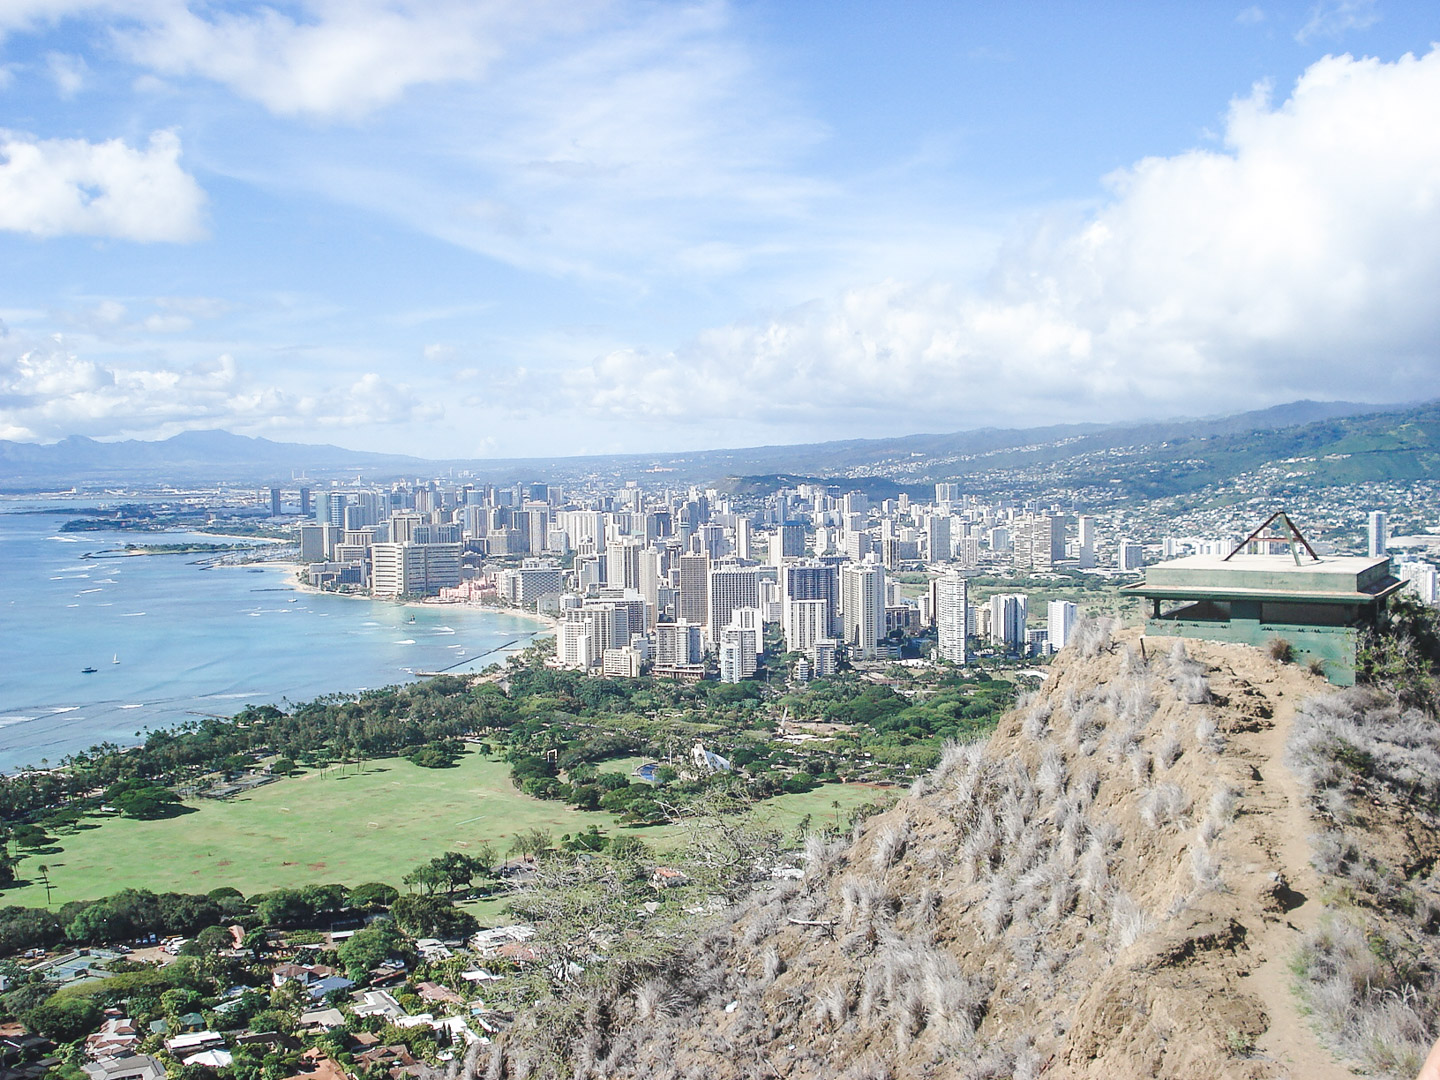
(0, 398, 1420, 491)
(0, 430, 428, 487)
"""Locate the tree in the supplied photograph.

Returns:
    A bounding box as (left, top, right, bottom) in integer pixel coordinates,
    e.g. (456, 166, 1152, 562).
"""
(336, 919, 410, 980)
(508, 828, 553, 863)
(161, 987, 203, 1017)
(390, 895, 476, 939)
(402, 863, 446, 896)
(347, 882, 399, 911)
(26, 997, 101, 1042)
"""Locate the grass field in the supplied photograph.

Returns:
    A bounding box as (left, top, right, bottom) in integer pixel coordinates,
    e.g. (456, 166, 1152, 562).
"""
(750, 782, 897, 836)
(7, 754, 623, 908)
(5, 756, 888, 910)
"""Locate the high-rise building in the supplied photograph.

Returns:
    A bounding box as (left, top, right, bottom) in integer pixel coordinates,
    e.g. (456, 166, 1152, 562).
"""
(1368, 511, 1388, 557)
(606, 537, 644, 591)
(269, 487, 282, 517)
(926, 515, 952, 562)
(708, 564, 761, 641)
(699, 523, 728, 560)
(1400, 561, 1439, 605)
(781, 561, 840, 645)
(656, 621, 702, 667)
(371, 541, 462, 597)
(299, 487, 311, 517)
(299, 524, 327, 563)
(1076, 516, 1096, 568)
(840, 560, 886, 660)
(1047, 600, 1079, 652)
(775, 522, 806, 560)
(989, 593, 1028, 651)
(936, 572, 968, 665)
(1117, 540, 1145, 571)
(678, 553, 709, 628)
(785, 598, 829, 654)
(1015, 514, 1066, 570)
(733, 518, 754, 561)
(935, 483, 960, 504)
(719, 622, 760, 682)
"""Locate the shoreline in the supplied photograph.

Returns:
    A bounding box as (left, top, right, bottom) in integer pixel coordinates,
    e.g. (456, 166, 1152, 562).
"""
(264, 560, 559, 635)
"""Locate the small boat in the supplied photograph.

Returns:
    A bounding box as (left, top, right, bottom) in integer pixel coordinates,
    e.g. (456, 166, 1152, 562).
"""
(81, 666, 98, 674)
(112, 654, 120, 664)
(408, 615, 416, 623)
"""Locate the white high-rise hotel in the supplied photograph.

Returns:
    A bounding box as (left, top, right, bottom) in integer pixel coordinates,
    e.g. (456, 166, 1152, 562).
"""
(936, 572, 968, 665)
(840, 559, 886, 660)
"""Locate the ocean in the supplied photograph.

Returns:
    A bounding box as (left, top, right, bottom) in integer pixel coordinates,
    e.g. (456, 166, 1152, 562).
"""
(0, 498, 549, 772)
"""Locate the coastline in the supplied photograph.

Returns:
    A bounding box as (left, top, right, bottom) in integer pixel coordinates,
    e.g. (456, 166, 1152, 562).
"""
(266, 560, 558, 635)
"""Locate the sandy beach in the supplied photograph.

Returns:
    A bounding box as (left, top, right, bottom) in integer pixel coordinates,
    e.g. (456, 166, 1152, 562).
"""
(269, 560, 558, 636)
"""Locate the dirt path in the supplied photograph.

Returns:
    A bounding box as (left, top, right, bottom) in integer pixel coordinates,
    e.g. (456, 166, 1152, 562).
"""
(1211, 655, 1355, 1079)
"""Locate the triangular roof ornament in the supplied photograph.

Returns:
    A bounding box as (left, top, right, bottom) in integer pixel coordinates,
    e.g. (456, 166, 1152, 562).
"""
(1223, 511, 1321, 565)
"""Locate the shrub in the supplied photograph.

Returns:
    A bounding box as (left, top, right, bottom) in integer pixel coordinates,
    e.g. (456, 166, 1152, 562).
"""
(1268, 637, 1294, 663)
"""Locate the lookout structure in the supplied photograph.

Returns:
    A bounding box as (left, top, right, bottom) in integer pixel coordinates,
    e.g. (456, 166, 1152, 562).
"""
(1121, 512, 1403, 684)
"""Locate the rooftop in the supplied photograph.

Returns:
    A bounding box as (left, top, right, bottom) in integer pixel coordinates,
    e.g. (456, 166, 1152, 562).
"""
(1123, 552, 1402, 604)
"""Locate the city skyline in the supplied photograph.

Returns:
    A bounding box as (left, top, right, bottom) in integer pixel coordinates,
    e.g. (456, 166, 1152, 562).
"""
(2, 2, 1440, 459)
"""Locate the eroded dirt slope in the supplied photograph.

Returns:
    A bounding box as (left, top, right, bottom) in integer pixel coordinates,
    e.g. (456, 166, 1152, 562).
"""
(482, 629, 1371, 1080)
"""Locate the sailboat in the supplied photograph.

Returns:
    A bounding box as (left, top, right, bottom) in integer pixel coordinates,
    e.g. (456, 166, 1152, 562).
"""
(112, 654, 120, 664)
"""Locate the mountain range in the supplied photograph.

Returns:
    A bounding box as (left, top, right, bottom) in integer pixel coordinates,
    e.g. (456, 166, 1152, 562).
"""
(1, 398, 1433, 495)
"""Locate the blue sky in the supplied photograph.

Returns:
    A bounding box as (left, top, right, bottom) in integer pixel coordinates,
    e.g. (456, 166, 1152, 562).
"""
(1, 0, 1439, 458)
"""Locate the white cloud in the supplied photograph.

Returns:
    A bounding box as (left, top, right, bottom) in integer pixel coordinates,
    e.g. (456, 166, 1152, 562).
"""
(558, 49, 1440, 441)
(255, 2, 834, 288)
(109, 0, 594, 120)
(0, 331, 440, 441)
(45, 50, 86, 96)
(0, 128, 206, 241)
(1236, 6, 1266, 25)
(1296, 0, 1379, 43)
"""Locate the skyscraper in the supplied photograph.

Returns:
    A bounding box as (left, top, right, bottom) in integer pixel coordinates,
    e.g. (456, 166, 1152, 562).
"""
(782, 561, 841, 645)
(840, 559, 886, 660)
(707, 564, 761, 642)
(1047, 600, 1078, 652)
(988, 593, 1028, 651)
(1368, 511, 1388, 557)
(936, 572, 968, 665)
(926, 514, 952, 562)
(678, 553, 710, 628)
(606, 537, 644, 591)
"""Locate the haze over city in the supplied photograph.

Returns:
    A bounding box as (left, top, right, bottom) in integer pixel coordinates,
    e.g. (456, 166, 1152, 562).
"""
(2, 1, 1440, 458)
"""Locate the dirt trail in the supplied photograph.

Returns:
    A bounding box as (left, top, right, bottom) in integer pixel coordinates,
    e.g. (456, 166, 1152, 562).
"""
(1173, 642, 1353, 1079)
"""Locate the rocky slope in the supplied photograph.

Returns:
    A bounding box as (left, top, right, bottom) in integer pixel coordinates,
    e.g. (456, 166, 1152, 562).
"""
(475, 626, 1437, 1079)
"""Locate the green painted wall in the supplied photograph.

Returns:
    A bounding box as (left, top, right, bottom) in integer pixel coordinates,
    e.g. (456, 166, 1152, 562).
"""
(1145, 617, 1358, 685)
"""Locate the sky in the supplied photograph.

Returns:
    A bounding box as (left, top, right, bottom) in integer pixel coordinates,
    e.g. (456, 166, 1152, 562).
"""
(1, 0, 1439, 459)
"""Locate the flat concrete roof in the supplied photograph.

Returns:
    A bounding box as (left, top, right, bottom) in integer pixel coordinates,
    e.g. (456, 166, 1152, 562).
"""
(1122, 552, 1402, 604)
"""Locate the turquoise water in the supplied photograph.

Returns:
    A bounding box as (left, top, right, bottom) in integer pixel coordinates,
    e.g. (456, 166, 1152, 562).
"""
(0, 499, 547, 772)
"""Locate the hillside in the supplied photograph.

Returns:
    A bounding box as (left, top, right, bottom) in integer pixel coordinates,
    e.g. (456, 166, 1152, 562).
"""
(475, 629, 1439, 1079)
(0, 398, 1410, 491)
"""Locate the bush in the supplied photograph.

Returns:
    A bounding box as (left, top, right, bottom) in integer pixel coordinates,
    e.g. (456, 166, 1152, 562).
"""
(25, 996, 101, 1042)
(390, 895, 477, 939)
(1267, 638, 1294, 663)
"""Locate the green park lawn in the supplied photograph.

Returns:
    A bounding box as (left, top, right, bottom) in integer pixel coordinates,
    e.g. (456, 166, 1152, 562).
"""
(749, 782, 895, 836)
(5, 754, 889, 910)
(7, 754, 620, 908)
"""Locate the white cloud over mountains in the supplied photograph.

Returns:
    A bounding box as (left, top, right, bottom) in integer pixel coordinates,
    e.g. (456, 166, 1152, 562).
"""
(564, 48, 1440, 439)
(0, 4, 1436, 452)
(0, 129, 205, 241)
(0, 331, 439, 442)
